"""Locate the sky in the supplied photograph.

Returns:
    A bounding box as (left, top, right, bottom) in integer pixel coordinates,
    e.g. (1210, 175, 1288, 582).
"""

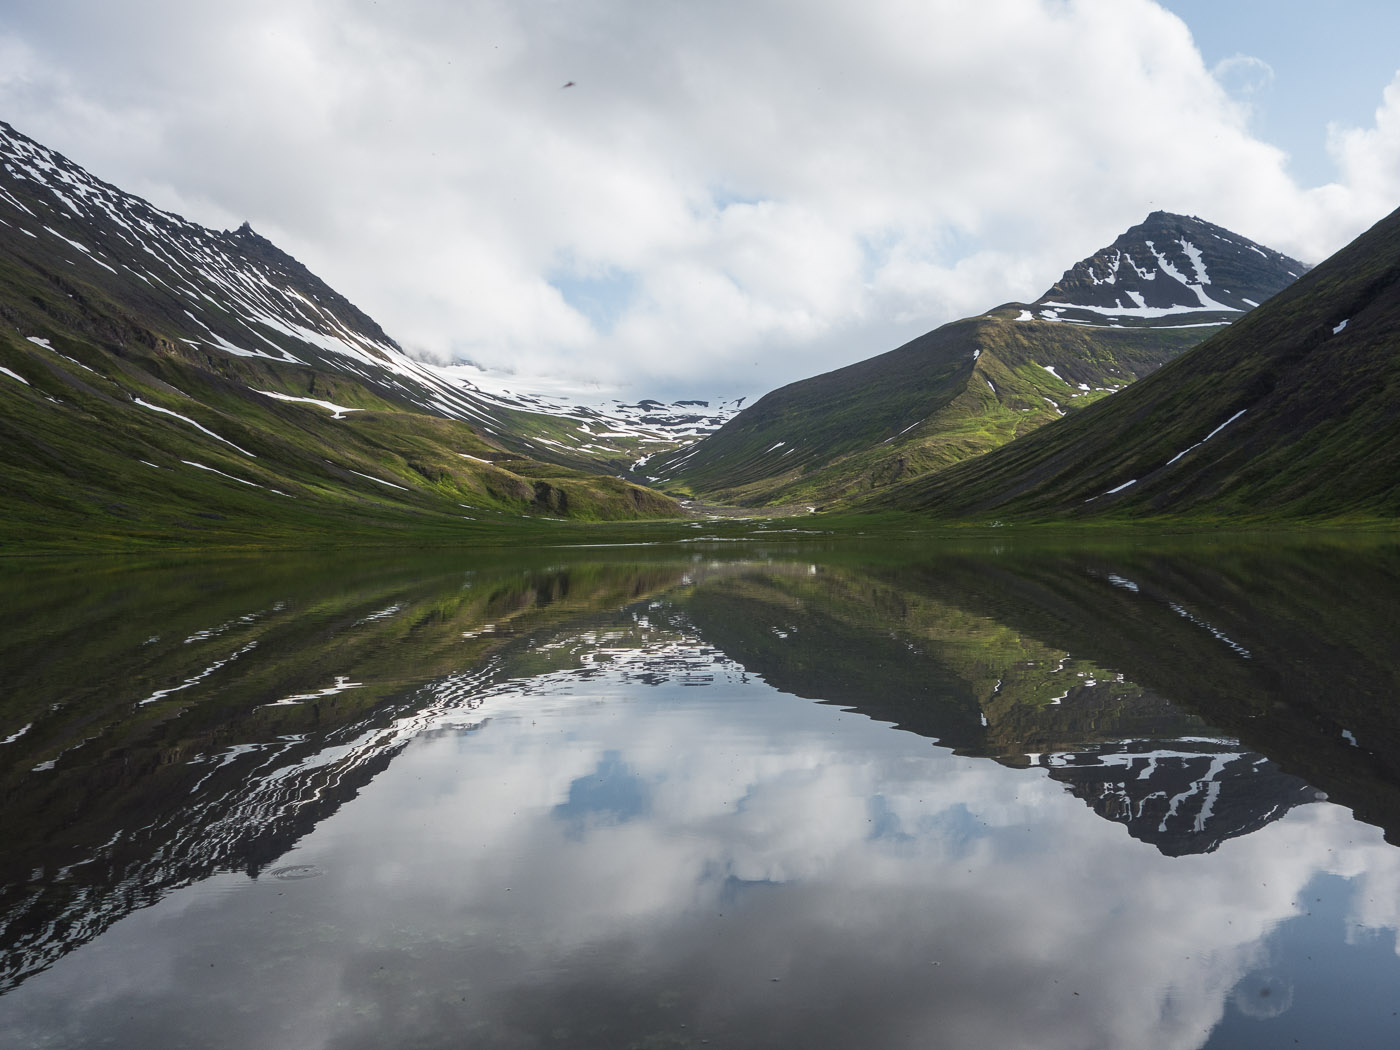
(2, 0, 1399, 404)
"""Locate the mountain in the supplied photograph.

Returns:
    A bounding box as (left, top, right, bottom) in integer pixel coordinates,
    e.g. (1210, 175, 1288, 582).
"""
(870, 203, 1400, 521)
(643, 212, 1308, 507)
(0, 119, 700, 550)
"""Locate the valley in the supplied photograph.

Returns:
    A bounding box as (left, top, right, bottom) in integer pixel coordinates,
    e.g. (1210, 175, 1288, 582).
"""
(1, 117, 1395, 552)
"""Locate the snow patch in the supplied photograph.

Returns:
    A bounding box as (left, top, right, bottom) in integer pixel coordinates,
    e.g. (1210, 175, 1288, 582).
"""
(135, 398, 256, 457)
(1165, 409, 1247, 467)
(182, 460, 263, 488)
(1177, 239, 1210, 285)
(2, 722, 32, 745)
(350, 469, 409, 491)
(1040, 299, 1237, 320)
(256, 390, 361, 419)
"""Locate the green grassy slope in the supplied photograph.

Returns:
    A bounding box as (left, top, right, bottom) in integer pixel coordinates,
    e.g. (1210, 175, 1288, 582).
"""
(869, 205, 1400, 522)
(647, 310, 1210, 506)
(0, 314, 680, 553)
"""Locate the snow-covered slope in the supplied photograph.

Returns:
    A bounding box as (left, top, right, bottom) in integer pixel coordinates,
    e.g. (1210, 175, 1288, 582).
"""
(0, 120, 732, 468)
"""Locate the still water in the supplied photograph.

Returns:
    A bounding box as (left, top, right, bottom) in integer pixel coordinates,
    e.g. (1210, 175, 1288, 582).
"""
(2, 538, 1400, 1048)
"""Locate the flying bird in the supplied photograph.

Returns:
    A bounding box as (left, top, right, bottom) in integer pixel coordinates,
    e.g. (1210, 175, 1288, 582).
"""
(562, 81, 575, 88)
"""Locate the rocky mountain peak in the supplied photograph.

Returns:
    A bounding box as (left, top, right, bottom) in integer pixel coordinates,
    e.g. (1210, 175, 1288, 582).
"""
(1023, 210, 1309, 328)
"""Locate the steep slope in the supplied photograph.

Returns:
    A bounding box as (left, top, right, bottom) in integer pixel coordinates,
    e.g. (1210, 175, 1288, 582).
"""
(646, 212, 1307, 506)
(871, 204, 1400, 522)
(0, 120, 683, 548)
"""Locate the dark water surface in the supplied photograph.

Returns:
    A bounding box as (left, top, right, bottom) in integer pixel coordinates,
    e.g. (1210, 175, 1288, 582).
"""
(3, 537, 1400, 1049)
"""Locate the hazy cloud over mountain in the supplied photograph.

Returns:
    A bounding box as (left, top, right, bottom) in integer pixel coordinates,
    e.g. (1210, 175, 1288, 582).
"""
(3, 0, 1399, 399)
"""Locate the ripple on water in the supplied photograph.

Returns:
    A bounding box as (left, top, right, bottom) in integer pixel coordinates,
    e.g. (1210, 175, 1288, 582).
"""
(268, 864, 325, 881)
(1232, 972, 1294, 1019)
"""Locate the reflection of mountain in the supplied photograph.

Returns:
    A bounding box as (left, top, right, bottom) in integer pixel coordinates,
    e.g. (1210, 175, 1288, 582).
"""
(680, 570, 987, 753)
(673, 563, 1319, 857)
(0, 554, 694, 991)
(1037, 742, 1320, 856)
(896, 543, 1400, 846)
(5, 540, 1400, 995)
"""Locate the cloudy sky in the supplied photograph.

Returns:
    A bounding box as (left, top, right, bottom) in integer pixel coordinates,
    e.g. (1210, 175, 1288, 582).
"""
(3, 0, 1399, 402)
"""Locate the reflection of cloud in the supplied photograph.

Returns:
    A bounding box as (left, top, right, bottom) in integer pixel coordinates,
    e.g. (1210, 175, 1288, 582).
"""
(4, 636, 1400, 1050)
(552, 749, 651, 832)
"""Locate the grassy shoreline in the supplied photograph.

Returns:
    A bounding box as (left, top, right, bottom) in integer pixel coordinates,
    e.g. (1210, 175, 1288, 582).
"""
(4, 507, 1397, 559)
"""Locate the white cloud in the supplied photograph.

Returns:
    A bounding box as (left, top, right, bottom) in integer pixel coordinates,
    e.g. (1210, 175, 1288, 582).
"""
(1212, 53, 1276, 98)
(2, 0, 1399, 400)
(1321, 73, 1400, 229)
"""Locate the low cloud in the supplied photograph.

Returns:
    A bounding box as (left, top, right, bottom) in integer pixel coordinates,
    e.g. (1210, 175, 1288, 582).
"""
(3, 0, 1399, 400)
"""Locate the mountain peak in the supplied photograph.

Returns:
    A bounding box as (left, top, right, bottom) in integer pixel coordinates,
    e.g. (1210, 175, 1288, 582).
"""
(1023, 212, 1309, 328)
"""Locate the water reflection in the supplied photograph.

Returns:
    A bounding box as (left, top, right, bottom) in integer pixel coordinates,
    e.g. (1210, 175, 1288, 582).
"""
(2, 540, 1400, 1048)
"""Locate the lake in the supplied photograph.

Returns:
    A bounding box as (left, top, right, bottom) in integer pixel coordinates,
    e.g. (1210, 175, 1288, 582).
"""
(3, 536, 1400, 1049)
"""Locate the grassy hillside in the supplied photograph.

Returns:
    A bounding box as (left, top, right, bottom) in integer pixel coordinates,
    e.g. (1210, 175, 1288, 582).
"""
(647, 309, 1209, 506)
(0, 323, 681, 553)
